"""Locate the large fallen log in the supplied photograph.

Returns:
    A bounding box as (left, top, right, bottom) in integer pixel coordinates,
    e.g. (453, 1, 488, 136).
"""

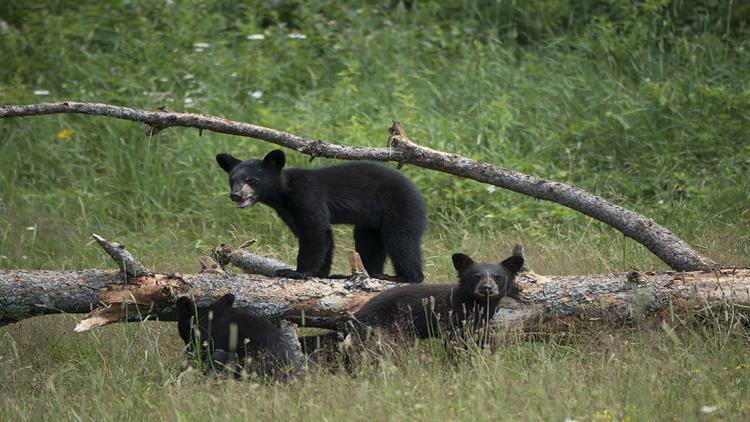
(0, 235, 747, 333)
(0, 102, 717, 271)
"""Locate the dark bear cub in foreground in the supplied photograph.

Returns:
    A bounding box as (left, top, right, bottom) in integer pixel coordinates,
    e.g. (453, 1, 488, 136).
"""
(353, 253, 524, 340)
(175, 294, 301, 378)
(216, 150, 426, 283)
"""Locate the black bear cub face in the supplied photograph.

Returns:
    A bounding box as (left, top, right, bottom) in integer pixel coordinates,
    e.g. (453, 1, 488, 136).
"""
(452, 253, 524, 301)
(175, 293, 297, 378)
(216, 150, 285, 208)
(352, 252, 525, 342)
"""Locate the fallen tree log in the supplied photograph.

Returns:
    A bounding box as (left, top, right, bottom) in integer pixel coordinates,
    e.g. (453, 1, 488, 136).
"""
(0, 102, 717, 271)
(0, 235, 747, 333)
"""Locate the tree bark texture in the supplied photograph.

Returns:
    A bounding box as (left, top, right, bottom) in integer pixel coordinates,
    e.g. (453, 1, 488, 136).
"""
(0, 102, 717, 271)
(3, 266, 748, 332)
(0, 236, 746, 333)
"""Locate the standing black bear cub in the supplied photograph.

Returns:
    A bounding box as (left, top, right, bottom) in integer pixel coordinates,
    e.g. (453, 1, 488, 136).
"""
(354, 253, 524, 339)
(216, 150, 426, 283)
(175, 294, 299, 377)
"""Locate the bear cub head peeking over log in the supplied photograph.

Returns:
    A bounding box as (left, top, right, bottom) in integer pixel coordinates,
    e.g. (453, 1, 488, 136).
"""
(353, 253, 524, 340)
(216, 149, 426, 283)
(175, 294, 301, 378)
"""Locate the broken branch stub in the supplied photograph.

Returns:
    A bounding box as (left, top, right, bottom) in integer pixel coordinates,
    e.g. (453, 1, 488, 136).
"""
(211, 243, 292, 276)
(92, 233, 150, 277)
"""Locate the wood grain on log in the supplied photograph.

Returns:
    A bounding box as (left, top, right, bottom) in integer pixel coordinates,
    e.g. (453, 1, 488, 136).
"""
(3, 266, 748, 331)
(1, 232, 747, 335)
(0, 102, 717, 271)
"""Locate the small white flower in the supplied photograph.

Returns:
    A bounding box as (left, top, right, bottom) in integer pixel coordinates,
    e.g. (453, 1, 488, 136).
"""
(33, 90, 50, 96)
(229, 72, 237, 78)
(21, 255, 28, 260)
(193, 42, 210, 49)
(183, 74, 194, 80)
(164, 0, 174, 6)
(484, 214, 493, 219)
(701, 406, 719, 414)
(0, 20, 8, 33)
(26, 226, 35, 231)
(159, 77, 169, 82)
(657, 199, 664, 204)
(486, 185, 497, 193)
(0, 255, 7, 260)
(246, 34, 265, 41)
(184, 97, 193, 105)
(250, 90, 263, 99)
(287, 33, 307, 39)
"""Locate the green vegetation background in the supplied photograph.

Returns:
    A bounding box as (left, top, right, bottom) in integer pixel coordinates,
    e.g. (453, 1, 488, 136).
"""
(1, 1, 749, 420)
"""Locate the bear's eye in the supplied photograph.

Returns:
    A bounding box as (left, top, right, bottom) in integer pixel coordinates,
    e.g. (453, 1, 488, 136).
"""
(248, 178, 260, 186)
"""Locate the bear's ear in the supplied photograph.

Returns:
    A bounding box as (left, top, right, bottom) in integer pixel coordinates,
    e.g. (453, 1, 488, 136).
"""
(208, 293, 235, 313)
(500, 256, 525, 275)
(175, 296, 195, 320)
(262, 149, 286, 170)
(452, 253, 475, 273)
(216, 153, 241, 173)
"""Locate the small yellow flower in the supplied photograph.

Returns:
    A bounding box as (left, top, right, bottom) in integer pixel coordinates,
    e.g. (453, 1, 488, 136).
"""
(57, 129, 74, 139)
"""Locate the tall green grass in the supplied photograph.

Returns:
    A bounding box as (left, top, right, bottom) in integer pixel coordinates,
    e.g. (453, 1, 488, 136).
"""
(1, 313, 748, 420)
(1, 1, 749, 420)
(1, 0, 748, 273)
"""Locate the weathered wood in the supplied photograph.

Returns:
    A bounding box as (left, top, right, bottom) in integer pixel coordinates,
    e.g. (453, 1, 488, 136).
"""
(495, 269, 750, 328)
(3, 266, 749, 331)
(92, 233, 150, 277)
(348, 251, 368, 276)
(211, 243, 292, 277)
(1, 236, 748, 334)
(0, 269, 121, 325)
(0, 267, 398, 330)
(0, 102, 718, 271)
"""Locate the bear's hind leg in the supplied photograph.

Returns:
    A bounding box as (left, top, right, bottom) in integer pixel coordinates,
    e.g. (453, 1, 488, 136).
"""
(382, 227, 424, 283)
(354, 226, 386, 275)
(316, 229, 334, 277)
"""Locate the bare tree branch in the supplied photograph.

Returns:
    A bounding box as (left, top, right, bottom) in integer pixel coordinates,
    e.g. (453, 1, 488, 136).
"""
(0, 102, 718, 271)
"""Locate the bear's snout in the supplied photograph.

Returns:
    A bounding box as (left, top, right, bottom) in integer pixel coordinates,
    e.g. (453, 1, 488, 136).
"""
(475, 279, 499, 297)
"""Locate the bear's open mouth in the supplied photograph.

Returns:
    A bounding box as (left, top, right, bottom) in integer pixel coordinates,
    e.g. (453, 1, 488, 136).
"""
(235, 197, 257, 208)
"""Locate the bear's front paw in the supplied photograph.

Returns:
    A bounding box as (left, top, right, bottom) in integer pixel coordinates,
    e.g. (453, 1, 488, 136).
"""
(274, 269, 310, 279)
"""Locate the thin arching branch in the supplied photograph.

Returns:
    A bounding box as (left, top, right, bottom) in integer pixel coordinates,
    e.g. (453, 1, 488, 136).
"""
(0, 102, 718, 271)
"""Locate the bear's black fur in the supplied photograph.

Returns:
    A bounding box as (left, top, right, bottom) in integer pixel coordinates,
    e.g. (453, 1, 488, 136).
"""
(175, 294, 298, 378)
(353, 253, 524, 340)
(216, 150, 426, 283)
